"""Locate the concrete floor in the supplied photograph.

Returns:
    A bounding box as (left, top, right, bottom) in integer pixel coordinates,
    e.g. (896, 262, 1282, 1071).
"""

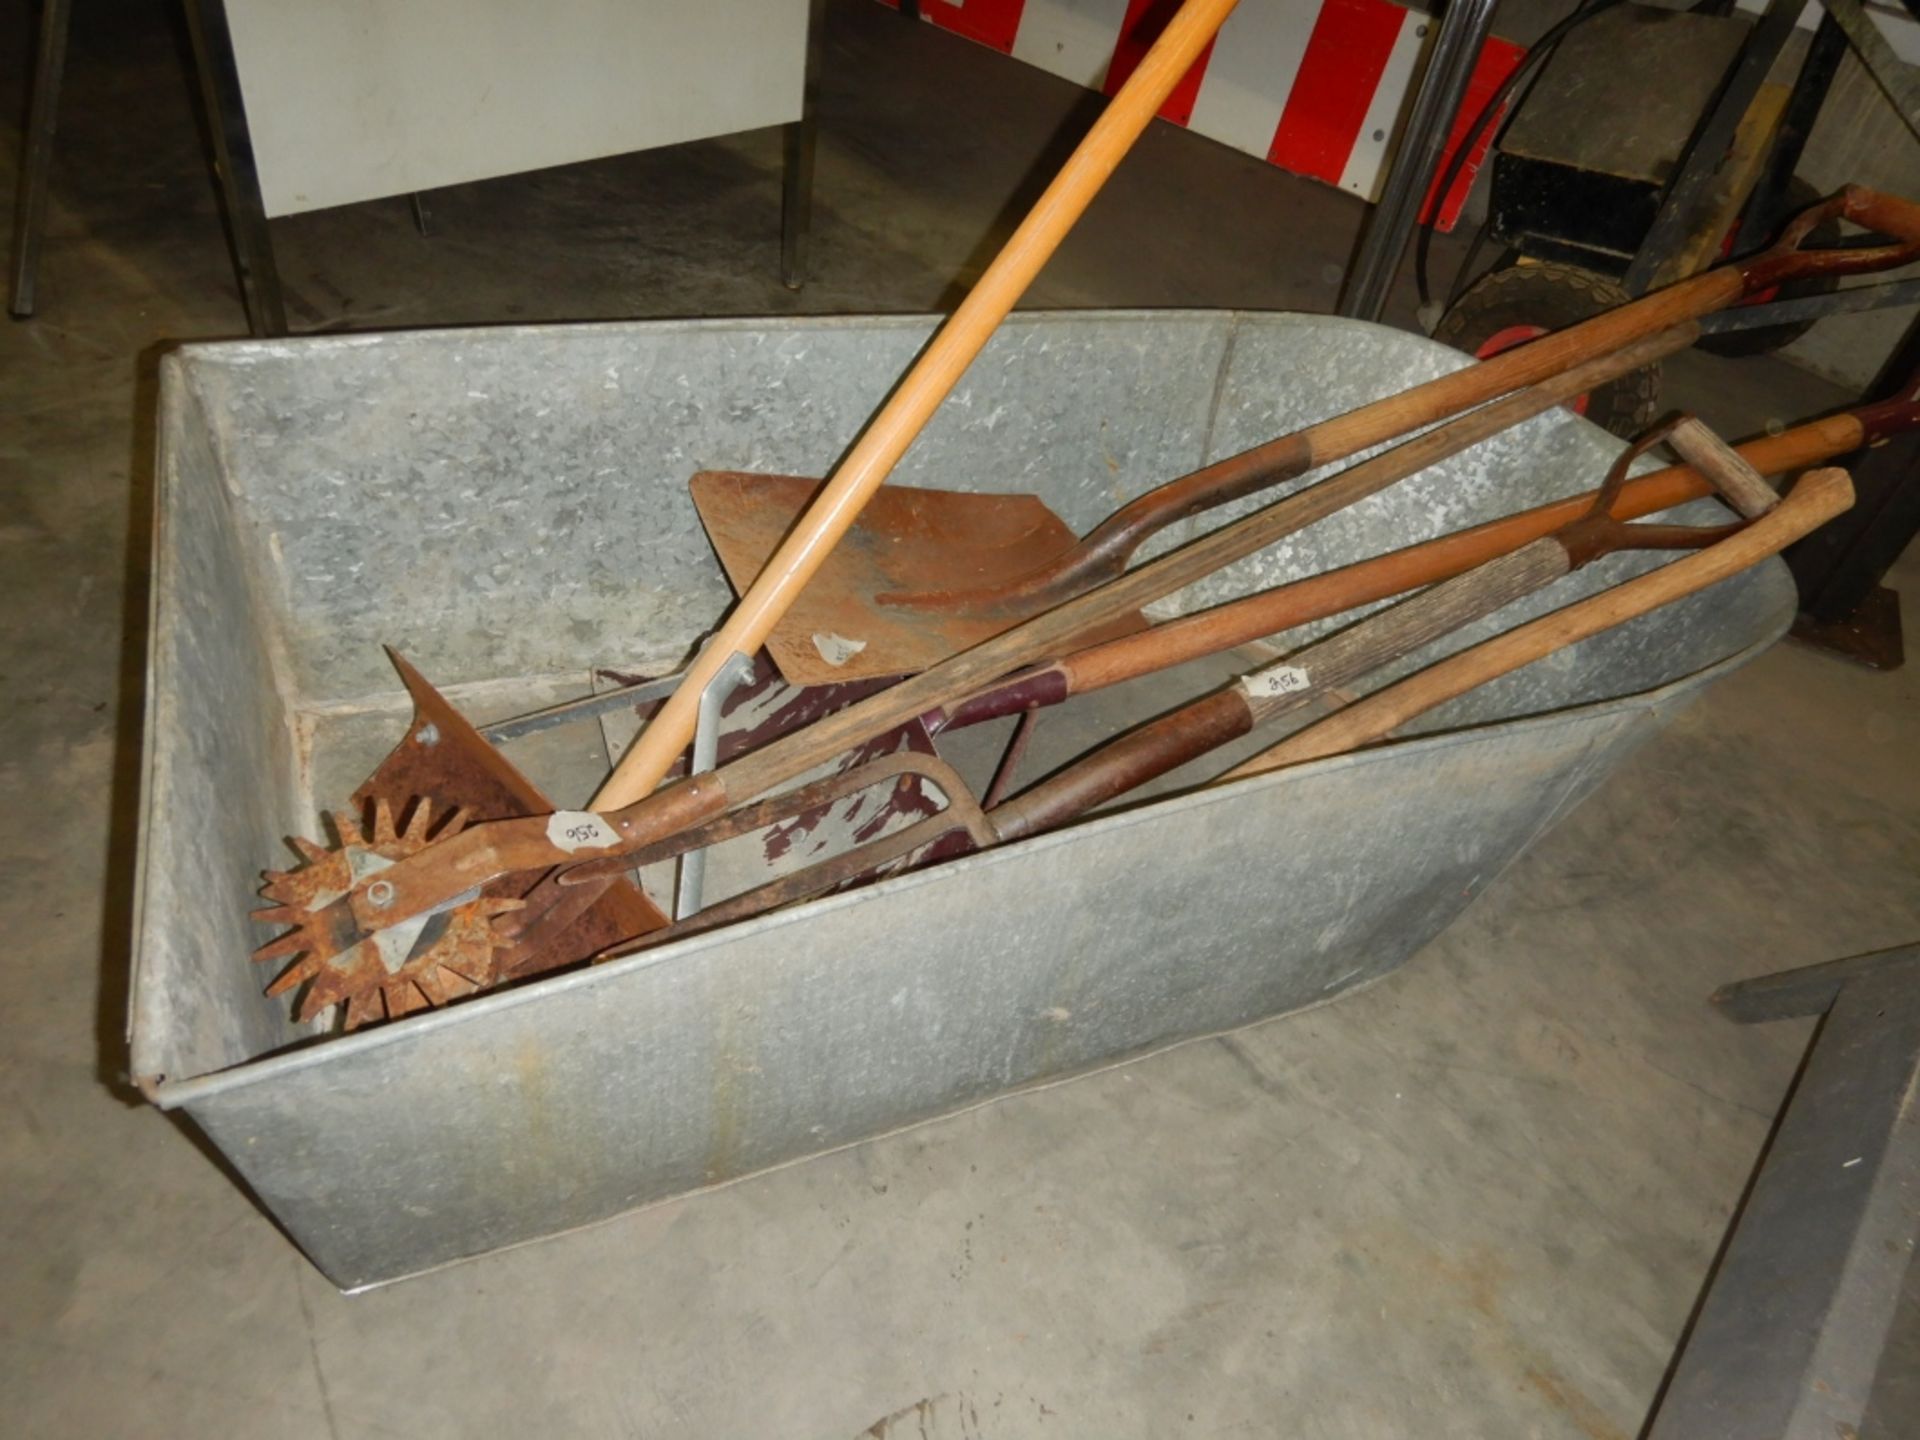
(4, 2, 1917, 1436)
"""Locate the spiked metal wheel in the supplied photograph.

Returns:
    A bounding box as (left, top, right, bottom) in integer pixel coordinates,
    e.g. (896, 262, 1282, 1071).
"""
(253, 799, 521, 1029)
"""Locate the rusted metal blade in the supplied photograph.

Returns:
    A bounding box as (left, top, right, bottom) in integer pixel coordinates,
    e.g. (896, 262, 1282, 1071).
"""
(354, 649, 667, 984)
(689, 471, 1148, 687)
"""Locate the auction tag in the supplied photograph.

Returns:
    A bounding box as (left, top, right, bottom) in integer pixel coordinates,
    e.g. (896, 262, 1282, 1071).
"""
(1243, 664, 1313, 699)
(546, 810, 621, 852)
(812, 631, 868, 667)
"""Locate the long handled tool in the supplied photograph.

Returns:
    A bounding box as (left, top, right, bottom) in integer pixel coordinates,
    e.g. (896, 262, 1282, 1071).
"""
(1223, 466, 1855, 780)
(577, 415, 1805, 947)
(592, 0, 1244, 807)
(687, 187, 1920, 691)
(989, 415, 1778, 838)
(252, 323, 1693, 1012)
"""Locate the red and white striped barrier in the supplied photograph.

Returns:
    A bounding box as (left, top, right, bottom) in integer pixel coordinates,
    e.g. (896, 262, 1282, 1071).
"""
(885, 0, 1525, 230)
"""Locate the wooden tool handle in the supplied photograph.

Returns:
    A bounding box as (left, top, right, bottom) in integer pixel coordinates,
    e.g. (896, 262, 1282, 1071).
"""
(1664, 416, 1778, 519)
(330, 326, 1698, 934)
(592, 0, 1241, 809)
(991, 536, 1571, 841)
(1221, 467, 1855, 782)
(705, 324, 1696, 813)
(1239, 537, 1572, 726)
(1035, 410, 1874, 702)
(886, 187, 1920, 614)
(992, 688, 1255, 841)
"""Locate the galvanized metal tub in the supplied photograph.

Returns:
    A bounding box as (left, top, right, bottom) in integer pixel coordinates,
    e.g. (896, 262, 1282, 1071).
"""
(130, 310, 1794, 1289)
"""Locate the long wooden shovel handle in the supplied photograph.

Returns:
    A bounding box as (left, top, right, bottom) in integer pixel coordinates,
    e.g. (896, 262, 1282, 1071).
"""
(591, 0, 1241, 809)
(1220, 467, 1855, 782)
(937, 403, 1901, 725)
(884, 186, 1920, 613)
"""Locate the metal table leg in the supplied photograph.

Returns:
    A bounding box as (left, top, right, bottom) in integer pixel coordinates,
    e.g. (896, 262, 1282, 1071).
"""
(9, 0, 73, 319)
(780, 0, 828, 291)
(1642, 945, 1920, 1438)
(1337, 0, 1500, 323)
(181, 0, 287, 336)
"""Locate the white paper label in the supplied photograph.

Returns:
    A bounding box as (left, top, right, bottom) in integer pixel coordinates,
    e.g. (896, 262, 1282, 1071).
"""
(1243, 664, 1313, 699)
(811, 631, 868, 667)
(546, 810, 621, 852)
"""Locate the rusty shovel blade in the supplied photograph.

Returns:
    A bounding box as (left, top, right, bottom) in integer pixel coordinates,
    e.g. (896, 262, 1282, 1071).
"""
(689, 471, 1148, 687)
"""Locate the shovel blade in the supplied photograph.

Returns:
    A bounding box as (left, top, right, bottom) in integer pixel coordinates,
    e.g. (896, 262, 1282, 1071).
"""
(689, 470, 1147, 686)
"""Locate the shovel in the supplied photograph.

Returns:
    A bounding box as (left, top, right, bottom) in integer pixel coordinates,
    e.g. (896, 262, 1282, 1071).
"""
(688, 187, 1920, 692)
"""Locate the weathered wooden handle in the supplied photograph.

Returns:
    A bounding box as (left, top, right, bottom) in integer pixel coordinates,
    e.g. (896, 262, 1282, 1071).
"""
(990, 537, 1572, 840)
(1221, 467, 1855, 782)
(1238, 538, 1572, 725)
(1004, 409, 1881, 707)
(883, 186, 1920, 613)
(591, 0, 1242, 809)
(709, 326, 1696, 813)
(1665, 416, 1779, 519)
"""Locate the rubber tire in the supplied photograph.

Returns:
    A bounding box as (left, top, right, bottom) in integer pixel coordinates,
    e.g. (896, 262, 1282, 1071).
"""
(1695, 178, 1841, 359)
(1433, 261, 1660, 440)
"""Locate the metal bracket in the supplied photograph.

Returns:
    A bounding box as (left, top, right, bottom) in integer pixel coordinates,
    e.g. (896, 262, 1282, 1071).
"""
(674, 650, 757, 920)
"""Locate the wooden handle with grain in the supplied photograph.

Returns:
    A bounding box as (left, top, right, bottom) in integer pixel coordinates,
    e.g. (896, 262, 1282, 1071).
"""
(591, 0, 1242, 809)
(1664, 416, 1779, 519)
(1220, 467, 1855, 781)
(890, 186, 1920, 613)
(990, 536, 1573, 841)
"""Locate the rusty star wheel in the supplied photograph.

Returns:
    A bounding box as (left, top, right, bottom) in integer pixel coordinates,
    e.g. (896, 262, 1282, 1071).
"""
(252, 798, 522, 1030)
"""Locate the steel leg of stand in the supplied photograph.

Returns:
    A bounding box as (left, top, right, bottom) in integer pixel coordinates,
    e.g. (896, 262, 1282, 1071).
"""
(780, 0, 827, 291)
(1643, 945, 1920, 1438)
(182, 0, 287, 336)
(1337, 0, 1498, 323)
(9, 0, 73, 319)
